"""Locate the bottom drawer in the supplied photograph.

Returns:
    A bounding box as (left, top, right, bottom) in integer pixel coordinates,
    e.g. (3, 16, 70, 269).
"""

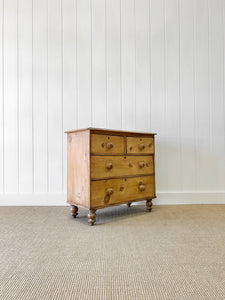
(91, 176, 155, 208)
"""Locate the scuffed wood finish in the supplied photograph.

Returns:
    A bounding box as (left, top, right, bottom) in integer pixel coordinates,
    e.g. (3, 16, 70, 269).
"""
(67, 131, 90, 208)
(66, 128, 156, 225)
(91, 155, 154, 179)
(91, 134, 125, 155)
(91, 176, 155, 208)
(146, 199, 152, 212)
(127, 137, 154, 154)
(88, 209, 96, 226)
(71, 205, 78, 218)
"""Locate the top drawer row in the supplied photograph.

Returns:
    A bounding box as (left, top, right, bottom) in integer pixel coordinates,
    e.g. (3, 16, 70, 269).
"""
(91, 134, 154, 155)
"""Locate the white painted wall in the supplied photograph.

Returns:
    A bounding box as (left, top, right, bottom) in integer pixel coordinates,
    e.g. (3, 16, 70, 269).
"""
(0, 0, 225, 205)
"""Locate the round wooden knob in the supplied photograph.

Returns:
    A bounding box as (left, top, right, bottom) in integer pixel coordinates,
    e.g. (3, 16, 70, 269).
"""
(139, 184, 146, 192)
(138, 144, 145, 150)
(106, 188, 114, 195)
(106, 142, 114, 149)
(139, 162, 145, 168)
(106, 163, 113, 170)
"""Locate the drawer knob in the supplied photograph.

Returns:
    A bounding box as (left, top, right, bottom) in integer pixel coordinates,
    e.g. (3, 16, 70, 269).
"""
(106, 142, 114, 149)
(139, 184, 146, 192)
(106, 163, 113, 170)
(106, 188, 114, 195)
(138, 144, 145, 150)
(139, 162, 145, 168)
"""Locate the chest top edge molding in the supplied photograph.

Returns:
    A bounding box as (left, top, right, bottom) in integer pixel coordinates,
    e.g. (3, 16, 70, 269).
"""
(65, 127, 157, 137)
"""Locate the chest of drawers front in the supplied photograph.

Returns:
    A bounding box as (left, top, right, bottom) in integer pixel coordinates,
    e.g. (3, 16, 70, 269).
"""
(66, 128, 156, 225)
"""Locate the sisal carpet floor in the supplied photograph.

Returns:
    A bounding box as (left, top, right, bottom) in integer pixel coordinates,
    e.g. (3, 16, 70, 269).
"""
(0, 204, 224, 300)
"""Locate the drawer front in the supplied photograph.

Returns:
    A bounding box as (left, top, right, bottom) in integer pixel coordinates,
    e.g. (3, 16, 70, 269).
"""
(127, 137, 154, 154)
(91, 134, 125, 155)
(91, 176, 155, 207)
(91, 155, 154, 179)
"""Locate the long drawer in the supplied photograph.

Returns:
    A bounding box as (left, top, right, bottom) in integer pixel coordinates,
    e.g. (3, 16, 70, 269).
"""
(91, 155, 154, 179)
(91, 176, 155, 208)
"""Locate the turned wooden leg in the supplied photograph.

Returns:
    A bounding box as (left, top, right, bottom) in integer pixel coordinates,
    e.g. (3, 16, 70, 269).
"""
(71, 205, 78, 218)
(146, 199, 152, 212)
(127, 203, 131, 208)
(88, 209, 96, 226)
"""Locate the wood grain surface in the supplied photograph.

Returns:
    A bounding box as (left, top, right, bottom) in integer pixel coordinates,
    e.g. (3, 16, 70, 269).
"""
(91, 155, 154, 179)
(91, 134, 125, 155)
(91, 175, 155, 208)
(127, 137, 154, 154)
(67, 131, 90, 208)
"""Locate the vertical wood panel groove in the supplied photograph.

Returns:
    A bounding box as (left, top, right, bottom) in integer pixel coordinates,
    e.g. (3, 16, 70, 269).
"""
(92, 0, 106, 128)
(206, 0, 212, 190)
(134, 0, 136, 130)
(163, 0, 167, 189)
(120, 0, 122, 129)
(105, 0, 107, 128)
(163, 0, 166, 134)
(17, 0, 19, 192)
(75, 0, 78, 129)
(107, 0, 121, 129)
(148, 0, 151, 130)
(179, 0, 184, 192)
(207, 0, 224, 189)
(207, 0, 212, 155)
(223, 0, 225, 179)
(33, 0, 48, 192)
(90, 0, 93, 126)
(4, 0, 19, 192)
(193, 0, 197, 191)
(178, 0, 182, 191)
(121, 0, 124, 130)
(208, 0, 214, 189)
(18, 0, 33, 192)
(48, 0, 63, 192)
(46, 0, 49, 192)
(121, 0, 136, 131)
(77, 0, 92, 128)
(1, 0, 5, 192)
(32, 0, 34, 192)
(61, 0, 63, 192)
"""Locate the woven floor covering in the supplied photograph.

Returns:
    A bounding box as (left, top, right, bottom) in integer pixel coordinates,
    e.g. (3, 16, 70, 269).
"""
(0, 205, 225, 300)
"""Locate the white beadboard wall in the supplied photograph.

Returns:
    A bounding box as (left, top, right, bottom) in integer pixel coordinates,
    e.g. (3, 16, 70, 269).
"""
(0, 0, 225, 205)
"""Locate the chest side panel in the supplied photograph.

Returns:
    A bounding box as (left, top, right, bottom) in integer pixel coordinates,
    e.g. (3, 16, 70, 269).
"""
(67, 130, 90, 208)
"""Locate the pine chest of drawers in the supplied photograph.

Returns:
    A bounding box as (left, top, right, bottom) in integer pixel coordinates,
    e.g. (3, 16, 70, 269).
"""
(65, 128, 156, 225)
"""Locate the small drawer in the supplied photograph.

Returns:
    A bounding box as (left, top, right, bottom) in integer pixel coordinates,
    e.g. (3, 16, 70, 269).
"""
(127, 137, 154, 154)
(91, 155, 154, 179)
(91, 176, 155, 208)
(91, 134, 125, 155)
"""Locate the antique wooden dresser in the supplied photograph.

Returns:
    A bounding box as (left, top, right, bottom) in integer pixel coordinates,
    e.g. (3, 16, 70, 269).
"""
(65, 128, 156, 225)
